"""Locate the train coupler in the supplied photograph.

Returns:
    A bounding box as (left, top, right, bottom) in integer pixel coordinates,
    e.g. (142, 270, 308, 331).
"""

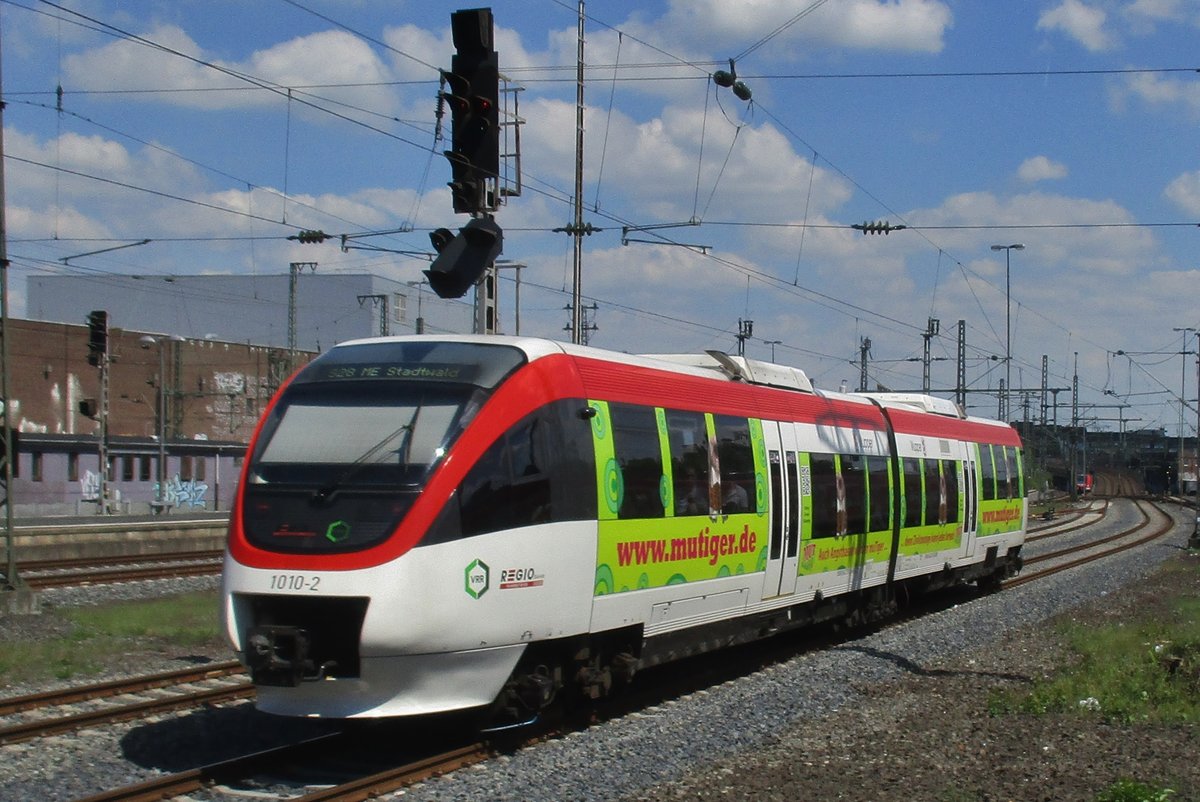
(245, 625, 316, 687)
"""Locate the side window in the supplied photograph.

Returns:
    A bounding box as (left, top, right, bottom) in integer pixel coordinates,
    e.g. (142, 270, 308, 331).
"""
(666, 409, 709, 516)
(867, 455, 890, 532)
(923, 458, 942, 525)
(459, 413, 552, 537)
(842, 454, 866, 535)
(713, 415, 755, 513)
(1013, 447, 1025, 497)
(611, 403, 665, 519)
(139, 455, 151, 482)
(68, 452, 79, 483)
(30, 452, 42, 482)
(810, 452, 838, 538)
(943, 459, 959, 524)
(1003, 446, 1016, 500)
(902, 457, 922, 528)
(979, 444, 997, 502)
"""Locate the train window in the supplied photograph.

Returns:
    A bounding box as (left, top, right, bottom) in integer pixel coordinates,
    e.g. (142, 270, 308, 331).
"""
(924, 458, 943, 525)
(459, 414, 552, 537)
(30, 452, 42, 482)
(867, 455, 890, 532)
(68, 453, 79, 483)
(1003, 447, 1019, 499)
(666, 409, 709, 516)
(786, 451, 800, 557)
(139, 455, 151, 482)
(768, 451, 783, 559)
(810, 452, 838, 538)
(943, 460, 959, 524)
(425, 400, 595, 545)
(1014, 448, 1025, 497)
(713, 415, 755, 513)
(842, 454, 867, 535)
(610, 403, 665, 519)
(979, 444, 997, 502)
(902, 458, 922, 528)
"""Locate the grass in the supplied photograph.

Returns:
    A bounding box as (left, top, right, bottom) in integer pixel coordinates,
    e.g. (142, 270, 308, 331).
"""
(987, 573, 1200, 725)
(0, 591, 224, 686)
(986, 560, 1200, 801)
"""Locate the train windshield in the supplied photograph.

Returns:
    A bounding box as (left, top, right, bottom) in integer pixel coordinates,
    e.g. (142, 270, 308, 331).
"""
(241, 340, 526, 553)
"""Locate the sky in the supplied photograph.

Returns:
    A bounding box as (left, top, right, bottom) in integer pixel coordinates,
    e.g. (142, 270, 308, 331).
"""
(2, 0, 1199, 437)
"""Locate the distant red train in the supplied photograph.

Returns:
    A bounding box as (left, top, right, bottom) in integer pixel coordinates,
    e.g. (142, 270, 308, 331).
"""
(1076, 473, 1094, 494)
(221, 335, 1027, 725)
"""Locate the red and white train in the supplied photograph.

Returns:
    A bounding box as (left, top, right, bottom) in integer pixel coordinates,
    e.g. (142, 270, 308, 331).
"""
(221, 335, 1026, 723)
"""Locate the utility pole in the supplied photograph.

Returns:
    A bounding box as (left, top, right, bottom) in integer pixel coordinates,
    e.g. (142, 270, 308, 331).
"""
(736, 319, 754, 357)
(288, 262, 316, 370)
(357, 293, 389, 336)
(955, 320, 967, 411)
(564, 302, 598, 345)
(569, 0, 586, 344)
(922, 318, 939, 392)
(0, 16, 26, 601)
(859, 336, 872, 392)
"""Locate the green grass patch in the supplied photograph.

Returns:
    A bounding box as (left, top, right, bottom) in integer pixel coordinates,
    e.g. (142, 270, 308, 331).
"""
(988, 571, 1200, 725)
(0, 591, 224, 686)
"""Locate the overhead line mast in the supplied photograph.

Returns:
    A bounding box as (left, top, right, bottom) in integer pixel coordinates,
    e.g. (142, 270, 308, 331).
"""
(569, 0, 586, 345)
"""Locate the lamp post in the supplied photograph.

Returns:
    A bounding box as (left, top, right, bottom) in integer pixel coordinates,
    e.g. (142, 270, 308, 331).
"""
(991, 243, 1024, 422)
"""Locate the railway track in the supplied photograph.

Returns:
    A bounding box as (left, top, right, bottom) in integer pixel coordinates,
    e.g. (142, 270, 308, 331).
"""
(1008, 497, 1175, 588)
(0, 661, 250, 745)
(21, 550, 224, 589)
(16, 496, 1187, 802)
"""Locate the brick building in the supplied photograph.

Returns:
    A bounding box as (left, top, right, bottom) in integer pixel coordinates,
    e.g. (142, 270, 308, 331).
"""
(4, 318, 313, 515)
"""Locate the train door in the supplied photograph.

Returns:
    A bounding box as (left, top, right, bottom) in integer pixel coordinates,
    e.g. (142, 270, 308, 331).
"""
(761, 422, 801, 598)
(962, 445, 979, 555)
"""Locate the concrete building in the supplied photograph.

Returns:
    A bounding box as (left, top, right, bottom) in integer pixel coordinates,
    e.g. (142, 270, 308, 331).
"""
(27, 272, 473, 352)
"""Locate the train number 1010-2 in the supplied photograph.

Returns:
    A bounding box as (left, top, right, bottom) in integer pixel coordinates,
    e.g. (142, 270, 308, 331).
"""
(268, 573, 321, 592)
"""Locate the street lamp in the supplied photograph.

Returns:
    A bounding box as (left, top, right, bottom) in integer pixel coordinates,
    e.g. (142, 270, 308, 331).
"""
(991, 243, 1024, 422)
(139, 335, 182, 511)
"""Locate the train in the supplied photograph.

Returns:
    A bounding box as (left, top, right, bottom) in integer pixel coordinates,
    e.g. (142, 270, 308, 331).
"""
(221, 335, 1027, 724)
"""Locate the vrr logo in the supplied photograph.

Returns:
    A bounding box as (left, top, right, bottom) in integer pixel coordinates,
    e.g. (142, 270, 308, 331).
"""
(464, 558, 489, 599)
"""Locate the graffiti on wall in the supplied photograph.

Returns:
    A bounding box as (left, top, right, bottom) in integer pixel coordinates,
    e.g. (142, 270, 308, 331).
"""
(79, 470, 209, 508)
(81, 469, 101, 501)
(161, 476, 210, 508)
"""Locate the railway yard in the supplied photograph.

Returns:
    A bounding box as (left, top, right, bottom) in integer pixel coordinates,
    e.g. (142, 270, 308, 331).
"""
(0, 490, 1197, 801)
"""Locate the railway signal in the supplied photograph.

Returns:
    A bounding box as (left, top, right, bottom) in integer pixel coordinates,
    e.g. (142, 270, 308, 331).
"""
(425, 217, 503, 299)
(86, 310, 108, 367)
(442, 8, 499, 215)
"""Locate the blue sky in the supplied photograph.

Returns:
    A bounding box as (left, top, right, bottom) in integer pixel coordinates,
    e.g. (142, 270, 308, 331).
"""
(3, 0, 1199, 436)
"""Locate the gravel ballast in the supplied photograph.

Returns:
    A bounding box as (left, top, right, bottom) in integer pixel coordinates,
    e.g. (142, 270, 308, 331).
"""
(1, 503, 1197, 801)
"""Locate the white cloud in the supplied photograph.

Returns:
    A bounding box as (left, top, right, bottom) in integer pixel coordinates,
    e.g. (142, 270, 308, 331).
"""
(1164, 170, 1200, 214)
(1112, 72, 1200, 115)
(1017, 156, 1068, 183)
(1037, 0, 1115, 51)
(647, 0, 954, 57)
(63, 26, 399, 116)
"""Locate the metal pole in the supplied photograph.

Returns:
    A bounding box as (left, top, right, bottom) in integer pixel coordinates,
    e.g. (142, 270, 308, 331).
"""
(569, 0, 585, 344)
(157, 344, 166, 507)
(991, 244, 1024, 422)
(0, 15, 19, 589)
